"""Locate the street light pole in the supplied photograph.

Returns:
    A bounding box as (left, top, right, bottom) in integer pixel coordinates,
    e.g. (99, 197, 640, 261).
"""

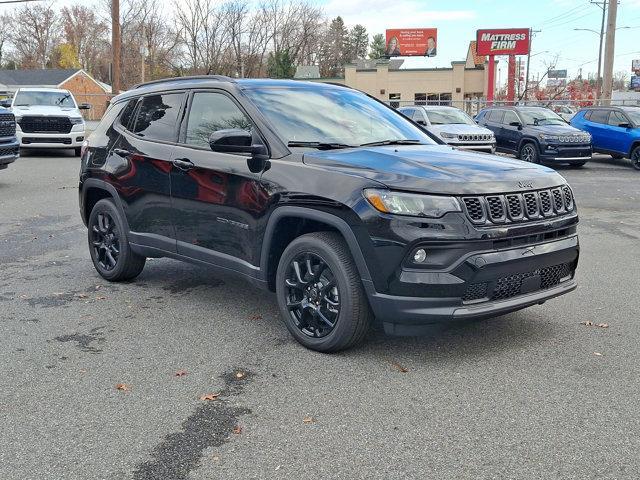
(111, 0, 121, 95)
(594, 0, 608, 101)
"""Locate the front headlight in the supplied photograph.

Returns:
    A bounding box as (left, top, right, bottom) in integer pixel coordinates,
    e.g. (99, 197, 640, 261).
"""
(538, 134, 560, 142)
(440, 132, 457, 139)
(69, 117, 84, 125)
(364, 189, 461, 218)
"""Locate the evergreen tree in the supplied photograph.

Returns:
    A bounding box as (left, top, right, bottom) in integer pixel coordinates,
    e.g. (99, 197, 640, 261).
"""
(369, 33, 386, 60)
(267, 49, 296, 79)
(347, 24, 368, 62)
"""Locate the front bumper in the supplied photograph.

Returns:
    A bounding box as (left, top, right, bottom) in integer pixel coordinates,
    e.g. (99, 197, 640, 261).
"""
(17, 129, 86, 149)
(364, 235, 579, 335)
(0, 139, 19, 169)
(539, 143, 591, 163)
(447, 142, 496, 153)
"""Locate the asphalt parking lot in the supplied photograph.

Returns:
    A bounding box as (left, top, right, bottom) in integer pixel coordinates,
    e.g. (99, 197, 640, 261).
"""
(1, 150, 639, 480)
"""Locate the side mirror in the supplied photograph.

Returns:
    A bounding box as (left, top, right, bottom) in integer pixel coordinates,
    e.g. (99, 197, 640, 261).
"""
(509, 121, 523, 129)
(209, 129, 269, 172)
(618, 122, 632, 129)
(78, 103, 92, 110)
(0, 99, 11, 108)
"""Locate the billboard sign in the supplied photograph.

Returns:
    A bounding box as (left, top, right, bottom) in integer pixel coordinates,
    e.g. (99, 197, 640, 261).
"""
(476, 28, 531, 56)
(548, 69, 567, 79)
(546, 78, 566, 88)
(631, 76, 640, 89)
(385, 29, 437, 57)
(633, 59, 640, 74)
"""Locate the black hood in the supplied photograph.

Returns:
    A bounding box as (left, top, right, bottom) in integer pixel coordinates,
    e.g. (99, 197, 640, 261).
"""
(525, 123, 582, 135)
(303, 145, 567, 195)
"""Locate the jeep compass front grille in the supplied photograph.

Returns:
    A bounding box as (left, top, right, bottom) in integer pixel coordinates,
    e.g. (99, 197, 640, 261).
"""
(18, 116, 72, 134)
(461, 186, 575, 225)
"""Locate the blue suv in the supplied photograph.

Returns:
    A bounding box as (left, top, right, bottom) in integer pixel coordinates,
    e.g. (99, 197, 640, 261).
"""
(0, 105, 19, 171)
(571, 106, 640, 170)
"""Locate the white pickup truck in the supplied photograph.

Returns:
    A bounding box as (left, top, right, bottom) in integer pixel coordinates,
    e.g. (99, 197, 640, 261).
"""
(8, 87, 90, 156)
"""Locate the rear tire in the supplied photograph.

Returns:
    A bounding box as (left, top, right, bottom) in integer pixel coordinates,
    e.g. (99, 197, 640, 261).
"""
(275, 232, 372, 353)
(611, 153, 624, 160)
(88, 198, 146, 281)
(631, 146, 640, 171)
(569, 161, 586, 168)
(519, 142, 539, 164)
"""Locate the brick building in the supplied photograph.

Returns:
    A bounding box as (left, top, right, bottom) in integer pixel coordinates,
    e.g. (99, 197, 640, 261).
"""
(0, 69, 112, 120)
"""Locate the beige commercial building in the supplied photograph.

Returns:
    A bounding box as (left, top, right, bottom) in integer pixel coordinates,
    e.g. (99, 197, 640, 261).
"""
(298, 42, 495, 114)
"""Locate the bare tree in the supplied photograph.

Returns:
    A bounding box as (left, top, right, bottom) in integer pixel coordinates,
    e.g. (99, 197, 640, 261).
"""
(61, 6, 109, 73)
(8, 3, 60, 68)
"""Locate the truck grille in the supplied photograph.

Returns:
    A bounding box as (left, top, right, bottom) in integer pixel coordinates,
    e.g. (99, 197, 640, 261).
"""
(461, 186, 575, 225)
(18, 116, 72, 134)
(458, 134, 493, 142)
(0, 145, 19, 157)
(463, 262, 573, 303)
(0, 113, 16, 136)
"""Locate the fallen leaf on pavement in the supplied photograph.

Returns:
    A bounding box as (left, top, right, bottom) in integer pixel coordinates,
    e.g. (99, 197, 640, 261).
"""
(303, 416, 315, 424)
(580, 321, 594, 326)
(581, 321, 610, 329)
(75, 293, 88, 299)
(232, 426, 242, 434)
(596, 323, 609, 328)
(199, 393, 219, 401)
(116, 383, 129, 391)
(175, 369, 188, 377)
(593, 352, 603, 356)
(391, 361, 409, 373)
(250, 315, 263, 320)
(96, 296, 107, 300)
(235, 371, 245, 379)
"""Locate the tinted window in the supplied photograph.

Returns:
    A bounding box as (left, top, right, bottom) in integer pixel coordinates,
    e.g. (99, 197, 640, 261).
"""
(589, 109, 609, 124)
(119, 99, 138, 130)
(488, 110, 504, 123)
(185, 92, 252, 148)
(133, 93, 184, 141)
(583, 110, 592, 120)
(608, 110, 628, 126)
(503, 110, 520, 125)
(93, 101, 127, 140)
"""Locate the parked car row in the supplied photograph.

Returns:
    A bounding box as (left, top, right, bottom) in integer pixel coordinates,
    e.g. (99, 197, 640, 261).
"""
(400, 102, 639, 171)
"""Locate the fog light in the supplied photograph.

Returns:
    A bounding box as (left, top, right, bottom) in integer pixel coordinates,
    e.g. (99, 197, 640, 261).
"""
(413, 249, 427, 263)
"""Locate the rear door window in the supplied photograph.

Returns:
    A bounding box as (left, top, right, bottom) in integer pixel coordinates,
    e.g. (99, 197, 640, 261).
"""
(488, 110, 504, 123)
(132, 92, 185, 142)
(502, 110, 520, 125)
(589, 109, 609, 124)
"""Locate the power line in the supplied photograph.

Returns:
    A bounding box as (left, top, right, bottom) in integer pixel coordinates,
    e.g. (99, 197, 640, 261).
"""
(0, 0, 44, 4)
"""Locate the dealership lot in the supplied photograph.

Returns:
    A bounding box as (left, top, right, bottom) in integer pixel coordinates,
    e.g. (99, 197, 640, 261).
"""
(1, 151, 639, 479)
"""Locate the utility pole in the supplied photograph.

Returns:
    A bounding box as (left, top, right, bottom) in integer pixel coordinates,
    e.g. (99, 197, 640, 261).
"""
(111, 0, 121, 95)
(601, 0, 618, 104)
(523, 29, 541, 102)
(591, 0, 608, 101)
(140, 25, 145, 84)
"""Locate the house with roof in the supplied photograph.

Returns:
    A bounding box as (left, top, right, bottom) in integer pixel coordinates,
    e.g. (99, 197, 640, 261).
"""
(0, 69, 113, 119)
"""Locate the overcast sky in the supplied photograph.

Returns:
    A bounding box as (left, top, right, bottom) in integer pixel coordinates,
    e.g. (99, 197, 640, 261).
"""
(2, 0, 639, 83)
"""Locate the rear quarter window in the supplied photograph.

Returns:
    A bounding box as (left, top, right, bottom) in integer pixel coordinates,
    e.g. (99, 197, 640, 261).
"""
(132, 93, 185, 142)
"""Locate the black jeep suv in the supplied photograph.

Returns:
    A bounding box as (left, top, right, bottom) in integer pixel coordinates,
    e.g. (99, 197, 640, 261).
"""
(79, 77, 579, 352)
(476, 106, 592, 167)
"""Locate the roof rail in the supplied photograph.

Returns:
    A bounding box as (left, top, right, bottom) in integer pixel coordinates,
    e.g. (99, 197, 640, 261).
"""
(132, 75, 235, 89)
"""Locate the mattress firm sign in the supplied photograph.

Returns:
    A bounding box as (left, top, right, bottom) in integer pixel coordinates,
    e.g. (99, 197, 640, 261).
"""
(476, 28, 531, 56)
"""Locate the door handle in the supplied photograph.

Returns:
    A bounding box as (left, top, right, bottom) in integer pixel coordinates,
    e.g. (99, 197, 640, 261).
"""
(113, 148, 131, 157)
(172, 158, 195, 171)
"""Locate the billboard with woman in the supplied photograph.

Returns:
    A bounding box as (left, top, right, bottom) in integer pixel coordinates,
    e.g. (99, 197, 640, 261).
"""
(385, 29, 437, 57)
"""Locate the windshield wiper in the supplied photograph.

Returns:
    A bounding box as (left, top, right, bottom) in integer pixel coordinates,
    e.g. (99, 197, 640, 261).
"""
(360, 139, 423, 147)
(56, 94, 71, 106)
(287, 141, 356, 150)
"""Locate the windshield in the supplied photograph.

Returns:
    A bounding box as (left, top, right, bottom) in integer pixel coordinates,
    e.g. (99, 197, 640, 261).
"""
(424, 108, 476, 125)
(622, 108, 640, 126)
(519, 108, 566, 126)
(243, 86, 436, 146)
(13, 91, 76, 107)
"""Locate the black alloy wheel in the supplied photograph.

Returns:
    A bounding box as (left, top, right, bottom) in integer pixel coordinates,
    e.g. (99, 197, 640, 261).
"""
(88, 198, 146, 281)
(284, 252, 340, 338)
(91, 212, 120, 271)
(520, 143, 538, 163)
(631, 146, 640, 171)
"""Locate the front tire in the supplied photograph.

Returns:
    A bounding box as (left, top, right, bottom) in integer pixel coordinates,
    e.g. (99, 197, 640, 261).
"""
(519, 142, 539, 164)
(88, 198, 146, 281)
(74, 147, 82, 157)
(275, 232, 372, 353)
(569, 161, 586, 168)
(631, 146, 640, 171)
